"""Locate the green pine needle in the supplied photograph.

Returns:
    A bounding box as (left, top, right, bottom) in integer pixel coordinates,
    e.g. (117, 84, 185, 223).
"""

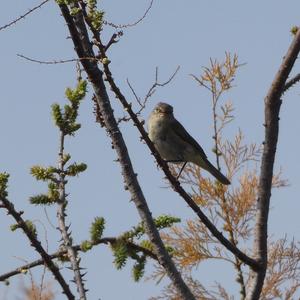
(0, 172, 9, 198)
(90, 217, 105, 242)
(81, 240, 93, 252)
(29, 194, 56, 205)
(66, 162, 87, 176)
(30, 166, 56, 181)
(112, 240, 128, 270)
(132, 256, 146, 282)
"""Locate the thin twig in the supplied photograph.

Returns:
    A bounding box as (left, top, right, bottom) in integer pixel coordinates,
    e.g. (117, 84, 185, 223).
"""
(33, 220, 49, 300)
(190, 74, 213, 93)
(43, 208, 56, 230)
(126, 66, 180, 120)
(127, 79, 141, 106)
(17, 54, 99, 65)
(0, 0, 50, 31)
(103, 0, 154, 29)
(145, 66, 180, 103)
(13, 256, 37, 299)
(283, 73, 300, 93)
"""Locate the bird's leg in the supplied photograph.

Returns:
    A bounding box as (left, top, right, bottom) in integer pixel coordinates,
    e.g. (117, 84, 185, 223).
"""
(163, 159, 186, 179)
(176, 162, 187, 179)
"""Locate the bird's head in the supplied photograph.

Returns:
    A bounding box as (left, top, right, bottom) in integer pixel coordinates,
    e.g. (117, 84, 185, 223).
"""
(153, 102, 174, 116)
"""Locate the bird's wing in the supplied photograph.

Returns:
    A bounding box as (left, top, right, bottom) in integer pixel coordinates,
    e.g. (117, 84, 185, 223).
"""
(171, 118, 208, 159)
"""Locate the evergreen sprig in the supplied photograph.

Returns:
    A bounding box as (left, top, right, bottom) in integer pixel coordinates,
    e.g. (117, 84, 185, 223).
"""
(11, 220, 37, 238)
(121, 215, 181, 240)
(56, 0, 76, 5)
(29, 179, 60, 205)
(52, 80, 87, 135)
(132, 255, 146, 282)
(109, 215, 180, 281)
(139, 240, 154, 252)
(111, 240, 128, 270)
(90, 217, 105, 243)
(291, 26, 299, 36)
(30, 80, 87, 206)
(0, 172, 9, 198)
(62, 153, 72, 165)
(66, 162, 88, 176)
(87, 0, 104, 31)
(81, 240, 93, 252)
(29, 194, 56, 206)
(30, 166, 57, 181)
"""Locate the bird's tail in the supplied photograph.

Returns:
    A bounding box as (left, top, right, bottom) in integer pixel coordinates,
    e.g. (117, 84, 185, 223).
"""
(200, 159, 231, 185)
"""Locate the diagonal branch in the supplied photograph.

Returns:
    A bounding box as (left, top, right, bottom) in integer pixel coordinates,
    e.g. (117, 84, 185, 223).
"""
(247, 27, 300, 300)
(0, 196, 75, 300)
(57, 4, 196, 300)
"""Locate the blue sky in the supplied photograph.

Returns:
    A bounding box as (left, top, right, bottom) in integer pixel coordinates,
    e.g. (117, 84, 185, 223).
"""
(1, 0, 300, 299)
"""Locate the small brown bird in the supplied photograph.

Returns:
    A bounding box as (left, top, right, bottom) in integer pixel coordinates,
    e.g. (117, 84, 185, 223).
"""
(148, 102, 230, 185)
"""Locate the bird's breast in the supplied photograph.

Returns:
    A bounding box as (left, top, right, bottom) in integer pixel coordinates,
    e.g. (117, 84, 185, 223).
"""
(148, 115, 183, 161)
(148, 116, 168, 141)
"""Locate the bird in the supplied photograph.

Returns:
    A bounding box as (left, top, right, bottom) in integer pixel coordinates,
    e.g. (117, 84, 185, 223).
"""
(147, 102, 230, 185)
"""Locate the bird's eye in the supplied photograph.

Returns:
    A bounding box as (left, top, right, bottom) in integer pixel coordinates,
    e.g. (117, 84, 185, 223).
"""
(155, 108, 160, 113)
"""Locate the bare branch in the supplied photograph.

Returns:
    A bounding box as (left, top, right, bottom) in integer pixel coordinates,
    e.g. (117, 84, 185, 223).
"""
(247, 27, 300, 300)
(17, 53, 99, 65)
(127, 79, 142, 106)
(103, 0, 154, 29)
(126, 66, 180, 121)
(0, 0, 50, 31)
(144, 66, 180, 103)
(190, 74, 213, 93)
